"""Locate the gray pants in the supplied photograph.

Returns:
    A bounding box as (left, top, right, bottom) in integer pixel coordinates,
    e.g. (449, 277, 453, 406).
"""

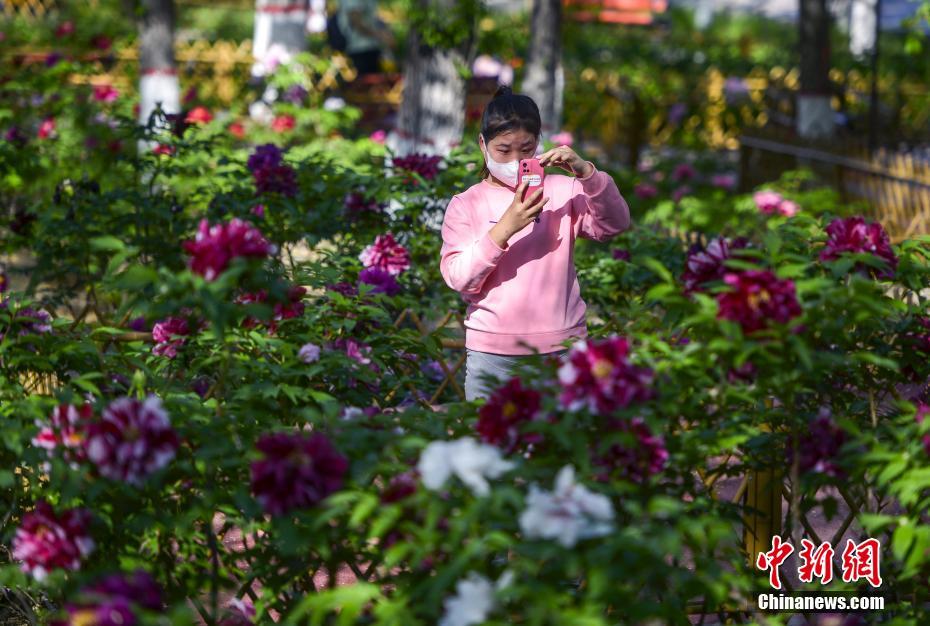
(464, 348, 568, 402)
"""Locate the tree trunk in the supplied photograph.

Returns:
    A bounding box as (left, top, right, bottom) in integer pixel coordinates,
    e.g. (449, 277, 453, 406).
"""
(138, 0, 179, 149)
(387, 7, 469, 158)
(252, 0, 309, 77)
(522, 0, 563, 138)
(797, 0, 834, 139)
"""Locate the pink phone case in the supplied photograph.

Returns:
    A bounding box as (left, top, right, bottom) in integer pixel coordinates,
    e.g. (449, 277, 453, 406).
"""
(519, 159, 545, 223)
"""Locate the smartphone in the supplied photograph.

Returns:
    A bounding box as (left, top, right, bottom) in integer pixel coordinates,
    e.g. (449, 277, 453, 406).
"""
(519, 159, 546, 222)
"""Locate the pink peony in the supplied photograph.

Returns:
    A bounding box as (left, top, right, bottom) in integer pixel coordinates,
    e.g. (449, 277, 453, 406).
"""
(151, 316, 190, 358)
(753, 190, 783, 214)
(634, 183, 658, 200)
(681, 236, 749, 294)
(557, 336, 655, 415)
(819, 216, 897, 279)
(228, 120, 246, 139)
(183, 218, 273, 281)
(250, 431, 348, 515)
(358, 233, 410, 276)
(369, 129, 387, 144)
(38, 117, 56, 140)
(476, 377, 543, 453)
(716, 270, 802, 334)
(84, 396, 179, 486)
(55, 21, 75, 38)
(12, 501, 95, 581)
(92, 84, 119, 103)
(549, 130, 574, 147)
(32, 403, 93, 467)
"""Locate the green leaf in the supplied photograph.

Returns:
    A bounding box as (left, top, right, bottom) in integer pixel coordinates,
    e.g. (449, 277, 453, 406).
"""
(90, 235, 126, 252)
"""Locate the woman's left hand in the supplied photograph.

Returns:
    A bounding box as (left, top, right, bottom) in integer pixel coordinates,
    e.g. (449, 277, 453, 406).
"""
(538, 145, 595, 178)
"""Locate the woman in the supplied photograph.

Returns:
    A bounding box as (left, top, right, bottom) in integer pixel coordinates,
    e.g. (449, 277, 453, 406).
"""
(439, 86, 632, 402)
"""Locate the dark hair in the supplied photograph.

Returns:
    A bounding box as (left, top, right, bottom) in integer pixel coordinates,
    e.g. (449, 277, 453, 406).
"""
(478, 86, 541, 180)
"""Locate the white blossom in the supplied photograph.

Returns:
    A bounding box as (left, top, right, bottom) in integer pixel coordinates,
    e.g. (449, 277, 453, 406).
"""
(298, 342, 321, 364)
(518, 465, 615, 548)
(417, 437, 515, 497)
(438, 570, 513, 626)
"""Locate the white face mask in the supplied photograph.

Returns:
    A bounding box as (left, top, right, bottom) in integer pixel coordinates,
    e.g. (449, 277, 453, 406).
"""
(481, 134, 538, 187)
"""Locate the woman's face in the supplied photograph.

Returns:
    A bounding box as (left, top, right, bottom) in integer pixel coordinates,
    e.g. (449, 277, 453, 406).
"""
(480, 129, 538, 163)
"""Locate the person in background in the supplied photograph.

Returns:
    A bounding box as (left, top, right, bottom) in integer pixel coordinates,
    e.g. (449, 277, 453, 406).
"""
(337, 0, 395, 76)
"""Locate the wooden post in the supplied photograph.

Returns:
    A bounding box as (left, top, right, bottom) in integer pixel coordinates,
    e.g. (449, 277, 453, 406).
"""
(742, 419, 781, 563)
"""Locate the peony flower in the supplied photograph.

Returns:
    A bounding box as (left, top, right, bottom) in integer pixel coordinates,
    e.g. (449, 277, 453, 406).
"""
(344, 191, 383, 215)
(549, 130, 574, 147)
(819, 216, 897, 279)
(92, 84, 119, 103)
(228, 120, 246, 139)
(681, 236, 749, 294)
(271, 114, 295, 133)
(185, 106, 213, 125)
(612, 248, 631, 261)
(246, 143, 298, 197)
(711, 173, 736, 190)
(594, 417, 668, 483)
(151, 316, 190, 358)
(753, 190, 783, 214)
(359, 233, 410, 276)
(12, 501, 95, 581)
(476, 377, 542, 453)
(59, 569, 163, 625)
(283, 84, 308, 105)
(438, 571, 512, 626)
(672, 185, 692, 203)
(326, 281, 358, 297)
(518, 465, 615, 548)
(633, 183, 658, 200)
(183, 218, 273, 281)
(183, 86, 198, 104)
(392, 153, 442, 182)
(38, 117, 56, 139)
(369, 129, 387, 144)
(84, 396, 179, 485)
(716, 270, 802, 334)
(250, 431, 348, 515)
(152, 143, 174, 156)
(298, 342, 321, 364)
(5, 126, 28, 147)
(417, 437, 515, 497)
(778, 199, 800, 217)
(251, 204, 265, 218)
(55, 21, 75, 37)
(90, 34, 112, 51)
(671, 162, 696, 182)
(218, 598, 255, 625)
(557, 336, 655, 415)
(32, 403, 93, 468)
(380, 470, 418, 503)
(14, 306, 53, 335)
(358, 266, 401, 296)
(236, 285, 305, 333)
(787, 410, 847, 478)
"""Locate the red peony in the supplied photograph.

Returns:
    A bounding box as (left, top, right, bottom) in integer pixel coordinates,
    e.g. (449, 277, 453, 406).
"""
(228, 120, 246, 139)
(185, 106, 213, 125)
(358, 232, 410, 276)
(271, 114, 295, 133)
(716, 270, 802, 334)
(250, 431, 349, 515)
(557, 336, 655, 415)
(236, 285, 306, 333)
(476, 376, 542, 453)
(37, 117, 56, 139)
(12, 501, 95, 581)
(594, 417, 668, 483)
(183, 218, 273, 281)
(84, 396, 179, 486)
(92, 84, 119, 103)
(392, 153, 442, 182)
(819, 216, 898, 278)
(152, 143, 174, 156)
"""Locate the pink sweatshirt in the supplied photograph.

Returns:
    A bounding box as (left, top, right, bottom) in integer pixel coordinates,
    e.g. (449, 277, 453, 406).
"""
(439, 164, 631, 355)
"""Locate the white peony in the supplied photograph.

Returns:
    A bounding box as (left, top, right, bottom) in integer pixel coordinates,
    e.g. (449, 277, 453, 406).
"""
(438, 570, 513, 626)
(417, 437, 515, 497)
(519, 465, 615, 548)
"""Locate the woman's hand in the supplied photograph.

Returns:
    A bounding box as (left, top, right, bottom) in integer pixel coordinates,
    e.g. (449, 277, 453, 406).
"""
(489, 180, 549, 248)
(538, 145, 595, 178)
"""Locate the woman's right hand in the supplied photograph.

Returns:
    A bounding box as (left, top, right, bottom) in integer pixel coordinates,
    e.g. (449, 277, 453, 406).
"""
(490, 180, 549, 247)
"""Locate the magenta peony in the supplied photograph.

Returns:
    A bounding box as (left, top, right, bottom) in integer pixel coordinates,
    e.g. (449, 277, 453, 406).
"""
(32, 403, 93, 467)
(819, 216, 897, 278)
(716, 270, 802, 334)
(476, 377, 543, 452)
(12, 501, 94, 581)
(681, 236, 749, 294)
(359, 233, 410, 276)
(250, 431, 349, 515)
(84, 396, 179, 485)
(183, 218, 273, 281)
(558, 336, 655, 415)
(594, 417, 668, 483)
